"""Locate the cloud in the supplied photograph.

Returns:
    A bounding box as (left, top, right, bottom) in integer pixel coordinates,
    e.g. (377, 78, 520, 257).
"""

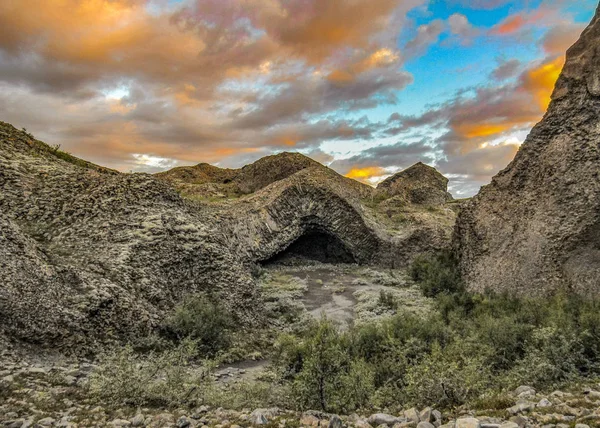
(541, 22, 586, 55)
(329, 139, 437, 184)
(491, 58, 521, 81)
(404, 20, 445, 58)
(379, 49, 567, 195)
(449, 0, 511, 10)
(448, 13, 480, 43)
(0, 0, 429, 173)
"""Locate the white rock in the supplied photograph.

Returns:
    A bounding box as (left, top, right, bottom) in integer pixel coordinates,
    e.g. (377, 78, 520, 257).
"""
(456, 418, 480, 428)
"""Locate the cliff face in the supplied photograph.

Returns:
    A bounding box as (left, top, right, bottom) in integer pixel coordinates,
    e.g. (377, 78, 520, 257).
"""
(0, 122, 454, 351)
(454, 5, 600, 295)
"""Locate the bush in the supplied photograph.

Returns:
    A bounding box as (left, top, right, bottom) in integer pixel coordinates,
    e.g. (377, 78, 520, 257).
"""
(275, 318, 374, 413)
(503, 326, 583, 390)
(409, 251, 464, 297)
(403, 341, 491, 409)
(163, 295, 232, 355)
(89, 340, 212, 407)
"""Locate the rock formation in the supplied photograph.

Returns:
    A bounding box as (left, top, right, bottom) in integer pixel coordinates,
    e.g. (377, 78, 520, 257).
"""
(0, 121, 454, 351)
(455, 5, 600, 295)
(376, 162, 453, 206)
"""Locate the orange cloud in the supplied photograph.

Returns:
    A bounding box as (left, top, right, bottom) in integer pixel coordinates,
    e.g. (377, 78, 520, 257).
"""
(521, 56, 565, 110)
(271, 0, 401, 62)
(491, 10, 547, 36)
(327, 69, 354, 83)
(493, 15, 527, 34)
(345, 166, 387, 183)
(455, 123, 515, 139)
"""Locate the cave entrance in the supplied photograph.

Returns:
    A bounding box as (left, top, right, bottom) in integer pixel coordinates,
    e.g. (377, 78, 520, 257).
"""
(262, 230, 356, 266)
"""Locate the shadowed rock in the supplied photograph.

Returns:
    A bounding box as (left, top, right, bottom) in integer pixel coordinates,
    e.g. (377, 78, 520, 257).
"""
(454, 4, 600, 295)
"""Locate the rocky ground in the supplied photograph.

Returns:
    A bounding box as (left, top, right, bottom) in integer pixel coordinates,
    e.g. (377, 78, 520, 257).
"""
(2, 348, 600, 428)
(3, 263, 600, 427)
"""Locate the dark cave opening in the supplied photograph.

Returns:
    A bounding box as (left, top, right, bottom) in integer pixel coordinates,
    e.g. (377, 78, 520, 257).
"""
(262, 230, 356, 266)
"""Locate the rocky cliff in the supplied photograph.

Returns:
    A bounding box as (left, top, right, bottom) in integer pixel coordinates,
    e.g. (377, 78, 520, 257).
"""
(0, 122, 454, 351)
(454, 5, 600, 295)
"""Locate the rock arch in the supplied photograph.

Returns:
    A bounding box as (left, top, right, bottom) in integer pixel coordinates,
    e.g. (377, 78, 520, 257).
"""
(220, 172, 382, 265)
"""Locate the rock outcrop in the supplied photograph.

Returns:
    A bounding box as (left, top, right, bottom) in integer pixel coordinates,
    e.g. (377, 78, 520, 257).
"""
(156, 152, 328, 199)
(455, 5, 600, 295)
(0, 121, 454, 351)
(376, 162, 453, 206)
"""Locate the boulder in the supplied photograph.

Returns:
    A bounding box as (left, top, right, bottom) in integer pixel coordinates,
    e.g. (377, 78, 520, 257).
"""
(404, 408, 420, 424)
(329, 415, 344, 428)
(455, 418, 480, 428)
(368, 414, 401, 427)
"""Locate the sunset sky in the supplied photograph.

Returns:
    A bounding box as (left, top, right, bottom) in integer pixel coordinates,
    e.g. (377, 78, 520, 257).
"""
(0, 0, 596, 196)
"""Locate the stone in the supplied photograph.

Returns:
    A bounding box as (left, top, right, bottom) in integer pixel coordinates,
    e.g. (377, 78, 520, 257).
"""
(369, 414, 401, 427)
(110, 420, 132, 427)
(508, 399, 536, 415)
(455, 4, 600, 296)
(575, 425, 590, 428)
(419, 408, 432, 423)
(498, 423, 519, 428)
(6, 420, 25, 428)
(455, 418, 480, 428)
(250, 410, 269, 425)
(514, 386, 536, 397)
(404, 408, 421, 424)
(584, 389, 600, 399)
(130, 414, 146, 427)
(417, 423, 435, 428)
(508, 416, 528, 428)
(37, 418, 56, 427)
(176, 416, 192, 428)
(329, 415, 343, 428)
(537, 398, 552, 408)
(300, 414, 321, 426)
(393, 423, 416, 428)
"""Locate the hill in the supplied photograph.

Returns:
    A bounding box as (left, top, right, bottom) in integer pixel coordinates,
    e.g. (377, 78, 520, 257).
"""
(0, 121, 454, 351)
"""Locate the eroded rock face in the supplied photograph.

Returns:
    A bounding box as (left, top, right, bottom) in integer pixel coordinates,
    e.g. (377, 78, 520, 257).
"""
(376, 162, 453, 206)
(455, 5, 600, 295)
(0, 122, 454, 351)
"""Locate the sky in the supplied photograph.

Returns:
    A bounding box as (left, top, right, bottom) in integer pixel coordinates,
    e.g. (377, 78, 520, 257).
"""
(0, 0, 597, 197)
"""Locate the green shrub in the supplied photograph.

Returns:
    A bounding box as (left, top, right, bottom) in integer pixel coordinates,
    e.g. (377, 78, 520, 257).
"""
(89, 340, 212, 408)
(163, 295, 232, 355)
(275, 318, 374, 413)
(503, 326, 583, 390)
(409, 251, 464, 297)
(403, 341, 491, 409)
